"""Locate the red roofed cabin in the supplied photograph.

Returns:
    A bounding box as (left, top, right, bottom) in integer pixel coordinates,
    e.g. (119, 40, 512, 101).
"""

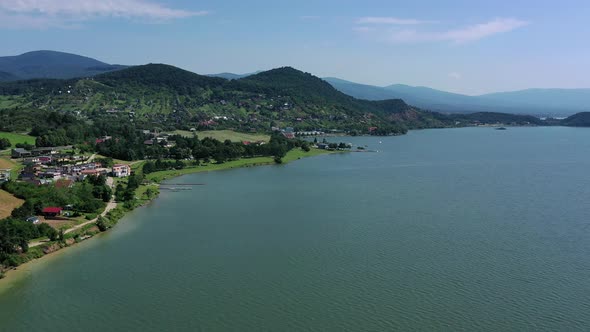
(42, 207, 63, 218)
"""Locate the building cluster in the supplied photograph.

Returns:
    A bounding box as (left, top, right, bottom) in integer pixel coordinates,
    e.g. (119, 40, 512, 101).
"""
(20, 161, 106, 186)
(10, 146, 132, 187)
(11, 146, 74, 159)
(143, 132, 174, 147)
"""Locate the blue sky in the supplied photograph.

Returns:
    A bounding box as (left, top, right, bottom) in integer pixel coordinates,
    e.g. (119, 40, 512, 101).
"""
(1, 0, 589, 95)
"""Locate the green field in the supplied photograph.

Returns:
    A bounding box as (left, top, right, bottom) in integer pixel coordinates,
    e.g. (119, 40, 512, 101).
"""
(0, 96, 23, 109)
(172, 130, 270, 143)
(145, 148, 333, 183)
(0, 131, 36, 148)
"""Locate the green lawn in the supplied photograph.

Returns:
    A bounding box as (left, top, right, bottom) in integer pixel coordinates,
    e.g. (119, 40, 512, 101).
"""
(0, 96, 23, 109)
(0, 131, 36, 148)
(172, 130, 270, 143)
(145, 148, 333, 183)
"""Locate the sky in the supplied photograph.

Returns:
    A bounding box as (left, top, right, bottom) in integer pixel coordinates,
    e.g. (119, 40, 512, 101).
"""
(1, 0, 589, 95)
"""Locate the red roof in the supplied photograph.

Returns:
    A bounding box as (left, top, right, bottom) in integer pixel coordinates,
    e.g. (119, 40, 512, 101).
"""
(42, 207, 62, 213)
(55, 179, 73, 188)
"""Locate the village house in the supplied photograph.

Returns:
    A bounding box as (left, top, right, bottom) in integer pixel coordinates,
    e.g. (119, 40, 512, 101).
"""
(81, 169, 101, 177)
(112, 164, 131, 177)
(282, 132, 295, 139)
(55, 178, 75, 189)
(23, 156, 40, 164)
(37, 156, 53, 164)
(42, 207, 63, 218)
(11, 148, 32, 158)
(0, 169, 10, 183)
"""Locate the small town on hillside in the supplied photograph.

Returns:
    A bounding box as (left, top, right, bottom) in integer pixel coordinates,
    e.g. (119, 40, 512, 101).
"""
(7, 146, 131, 186)
(1, 144, 131, 223)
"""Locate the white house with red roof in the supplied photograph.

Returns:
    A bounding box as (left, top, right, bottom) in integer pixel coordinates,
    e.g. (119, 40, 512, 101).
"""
(112, 164, 131, 177)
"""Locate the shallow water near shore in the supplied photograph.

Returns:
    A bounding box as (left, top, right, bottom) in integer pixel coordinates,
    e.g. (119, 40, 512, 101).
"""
(1, 127, 590, 331)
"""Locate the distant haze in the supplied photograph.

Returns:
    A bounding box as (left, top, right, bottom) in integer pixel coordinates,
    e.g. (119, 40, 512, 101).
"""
(324, 78, 590, 117)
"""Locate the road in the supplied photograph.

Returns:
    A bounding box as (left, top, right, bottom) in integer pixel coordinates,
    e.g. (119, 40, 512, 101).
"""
(29, 176, 117, 247)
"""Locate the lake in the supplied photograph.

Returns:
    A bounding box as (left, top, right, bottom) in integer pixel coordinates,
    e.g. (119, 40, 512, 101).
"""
(1, 127, 590, 331)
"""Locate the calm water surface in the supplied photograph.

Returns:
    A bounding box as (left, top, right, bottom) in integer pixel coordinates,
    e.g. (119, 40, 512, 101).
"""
(1, 127, 590, 331)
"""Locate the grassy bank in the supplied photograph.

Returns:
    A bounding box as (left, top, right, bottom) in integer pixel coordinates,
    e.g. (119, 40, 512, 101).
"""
(145, 147, 333, 183)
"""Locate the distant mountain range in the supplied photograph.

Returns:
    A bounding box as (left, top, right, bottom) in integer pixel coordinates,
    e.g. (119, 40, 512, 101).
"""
(0, 50, 127, 81)
(207, 71, 261, 80)
(0, 58, 584, 131)
(1, 50, 589, 118)
(323, 78, 590, 117)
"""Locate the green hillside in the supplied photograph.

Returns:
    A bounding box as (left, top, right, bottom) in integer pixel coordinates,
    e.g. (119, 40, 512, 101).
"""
(0, 64, 454, 135)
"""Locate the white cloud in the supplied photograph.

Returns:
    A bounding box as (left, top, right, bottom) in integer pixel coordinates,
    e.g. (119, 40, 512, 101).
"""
(352, 26, 375, 33)
(448, 72, 462, 79)
(442, 18, 529, 43)
(357, 17, 435, 25)
(0, 0, 207, 28)
(0, 11, 72, 29)
(385, 18, 529, 44)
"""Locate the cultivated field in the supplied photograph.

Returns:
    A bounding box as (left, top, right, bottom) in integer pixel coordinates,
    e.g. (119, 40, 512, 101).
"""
(0, 189, 23, 219)
(0, 157, 15, 169)
(172, 130, 270, 143)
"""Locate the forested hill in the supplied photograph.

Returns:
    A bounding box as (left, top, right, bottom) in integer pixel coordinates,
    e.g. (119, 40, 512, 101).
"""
(0, 71, 18, 82)
(561, 112, 590, 126)
(96, 64, 227, 92)
(0, 50, 127, 81)
(0, 64, 452, 134)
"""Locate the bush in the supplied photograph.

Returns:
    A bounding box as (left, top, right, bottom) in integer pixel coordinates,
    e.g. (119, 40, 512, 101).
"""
(96, 216, 109, 232)
(0, 138, 11, 149)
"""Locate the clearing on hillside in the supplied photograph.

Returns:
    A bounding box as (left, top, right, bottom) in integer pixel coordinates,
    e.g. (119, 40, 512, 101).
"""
(0, 131, 36, 148)
(0, 189, 24, 219)
(172, 130, 270, 143)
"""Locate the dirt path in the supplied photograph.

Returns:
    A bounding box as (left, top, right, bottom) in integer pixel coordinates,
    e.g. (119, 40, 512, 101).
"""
(29, 177, 117, 247)
(64, 200, 117, 234)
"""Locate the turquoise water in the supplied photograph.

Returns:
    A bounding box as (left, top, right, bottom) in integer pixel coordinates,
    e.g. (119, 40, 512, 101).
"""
(1, 127, 590, 331)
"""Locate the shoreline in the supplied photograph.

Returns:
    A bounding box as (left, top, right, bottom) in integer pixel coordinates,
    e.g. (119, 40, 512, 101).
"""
(0, 148, 337, 288)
